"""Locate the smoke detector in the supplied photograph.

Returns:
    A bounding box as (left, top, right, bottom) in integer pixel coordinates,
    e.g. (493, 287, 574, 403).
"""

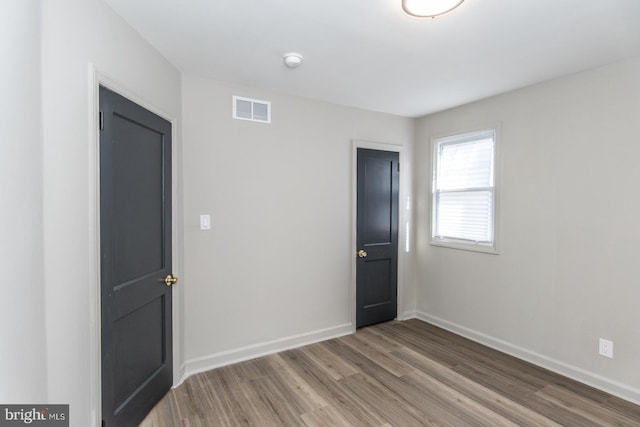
(283, 53, 303, 69)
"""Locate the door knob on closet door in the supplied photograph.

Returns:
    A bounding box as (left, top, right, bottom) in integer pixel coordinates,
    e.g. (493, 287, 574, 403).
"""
(164, 274, 178, 286)
(357, 250, 368, 258)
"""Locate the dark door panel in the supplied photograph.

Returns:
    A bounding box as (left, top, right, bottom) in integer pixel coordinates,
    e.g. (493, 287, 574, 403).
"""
(356, 148, 399, 328)
(100, 86, 173, 427)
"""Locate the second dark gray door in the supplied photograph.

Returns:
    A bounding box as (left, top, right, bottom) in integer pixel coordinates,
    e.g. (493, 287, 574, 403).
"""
(100, 86, 174, 427)
(356, 148, 399, 328)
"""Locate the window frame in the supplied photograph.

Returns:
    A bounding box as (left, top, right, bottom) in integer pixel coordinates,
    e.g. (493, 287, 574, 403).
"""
(430, 127, 500, 254)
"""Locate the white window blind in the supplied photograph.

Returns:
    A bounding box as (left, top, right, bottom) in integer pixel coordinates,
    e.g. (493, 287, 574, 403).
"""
(433, 130, 496, 248)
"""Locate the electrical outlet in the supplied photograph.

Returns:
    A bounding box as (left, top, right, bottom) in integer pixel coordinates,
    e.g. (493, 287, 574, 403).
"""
(599, 338, 613, 359)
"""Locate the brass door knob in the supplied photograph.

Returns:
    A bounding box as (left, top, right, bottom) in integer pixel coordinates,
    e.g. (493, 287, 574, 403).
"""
(357, 250, 368, 258)
(164, 274, 178, 287)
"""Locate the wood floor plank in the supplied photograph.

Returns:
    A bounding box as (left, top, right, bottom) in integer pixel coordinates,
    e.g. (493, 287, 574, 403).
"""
(279, 348, 388, 427)
(175, 376, 215, 418)
(138, 411, 158, 427)
(393, 346, 562, 427)
(302, 341, 360, 380)
(232, 382, 283, 426)
(141, 320, 640, 426)
(200, 368, 259, 426)
(403, 319, 584, 393)
(190, 372, 237, 426)
(241, 354, 312, 417)
(300, 405, 355, 427)
(324, 336, 485, 426)
(284, 350, 385, 426)
(373, 321, 461, 369)
(536, 384, 640, 427)
(338, 373, 431, 426)
(264, 353, 328, 410)
(605, 395, 640, 421)
(338, 333, 415, 377)
(451, 362, 608, 426)
(354, 326, 406, 353)
(402, 370, 520, 427)
(383, 320, 589, 421)
(181, 417, 205, 427)
(244, 376, 304, 425)
(150, 389, 188, 427)
(378, 321, 552, 392)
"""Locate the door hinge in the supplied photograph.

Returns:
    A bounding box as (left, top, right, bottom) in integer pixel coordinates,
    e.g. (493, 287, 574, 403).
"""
(99, 111, 104, 131)
(397, 162, 400, 172)
(102, 420, 106, 427)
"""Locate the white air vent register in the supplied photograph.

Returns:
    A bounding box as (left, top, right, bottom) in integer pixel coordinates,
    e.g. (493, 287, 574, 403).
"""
(233, 96, 271, 123)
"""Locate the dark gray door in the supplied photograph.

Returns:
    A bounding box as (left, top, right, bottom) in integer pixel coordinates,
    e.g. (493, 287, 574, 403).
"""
(100, 86, 174, 427)
(356, 148, 399, 328)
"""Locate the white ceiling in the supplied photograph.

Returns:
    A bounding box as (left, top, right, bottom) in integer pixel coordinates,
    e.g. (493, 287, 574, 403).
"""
(103, 0, 640, 117)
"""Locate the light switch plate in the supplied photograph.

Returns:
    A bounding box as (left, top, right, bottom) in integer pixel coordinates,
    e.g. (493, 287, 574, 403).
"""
(200, 214, 211, 230)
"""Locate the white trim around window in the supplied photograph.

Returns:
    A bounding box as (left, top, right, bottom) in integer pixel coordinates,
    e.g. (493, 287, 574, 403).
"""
(430, 126, 500, 254)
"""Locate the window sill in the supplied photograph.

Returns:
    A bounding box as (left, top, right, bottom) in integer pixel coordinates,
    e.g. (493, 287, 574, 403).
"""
(430, 239, 499, 255)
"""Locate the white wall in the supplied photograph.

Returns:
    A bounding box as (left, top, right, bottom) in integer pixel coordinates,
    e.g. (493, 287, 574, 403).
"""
(415, 56, 640, 402)
(0, 0, 46, 403)
(181, 75, 415, 373)
(24, 0, 640, 420)
(40, 1, 181, 425)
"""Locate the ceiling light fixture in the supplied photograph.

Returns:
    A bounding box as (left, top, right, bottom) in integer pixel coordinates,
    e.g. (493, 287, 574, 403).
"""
(402, 0, 464, 18)
(283, 53, 303, 69)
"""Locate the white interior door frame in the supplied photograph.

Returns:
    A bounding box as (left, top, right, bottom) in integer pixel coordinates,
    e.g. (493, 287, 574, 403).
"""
(87, 63, 183, 427)
(351, 139, 409, 330)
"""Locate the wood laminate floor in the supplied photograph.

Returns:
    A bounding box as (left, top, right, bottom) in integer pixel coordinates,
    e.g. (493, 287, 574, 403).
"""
(140, 320, 640, 426)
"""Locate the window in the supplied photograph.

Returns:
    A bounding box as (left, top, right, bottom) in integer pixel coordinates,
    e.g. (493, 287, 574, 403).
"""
(431, 129, 498, 253)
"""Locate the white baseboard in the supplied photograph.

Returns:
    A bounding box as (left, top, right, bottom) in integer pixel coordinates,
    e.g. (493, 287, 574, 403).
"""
(173, 364, 188, 388)
(415, 311, 640, 405)
(399, 310, 417, 321)
(181, 323, 354, 383)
